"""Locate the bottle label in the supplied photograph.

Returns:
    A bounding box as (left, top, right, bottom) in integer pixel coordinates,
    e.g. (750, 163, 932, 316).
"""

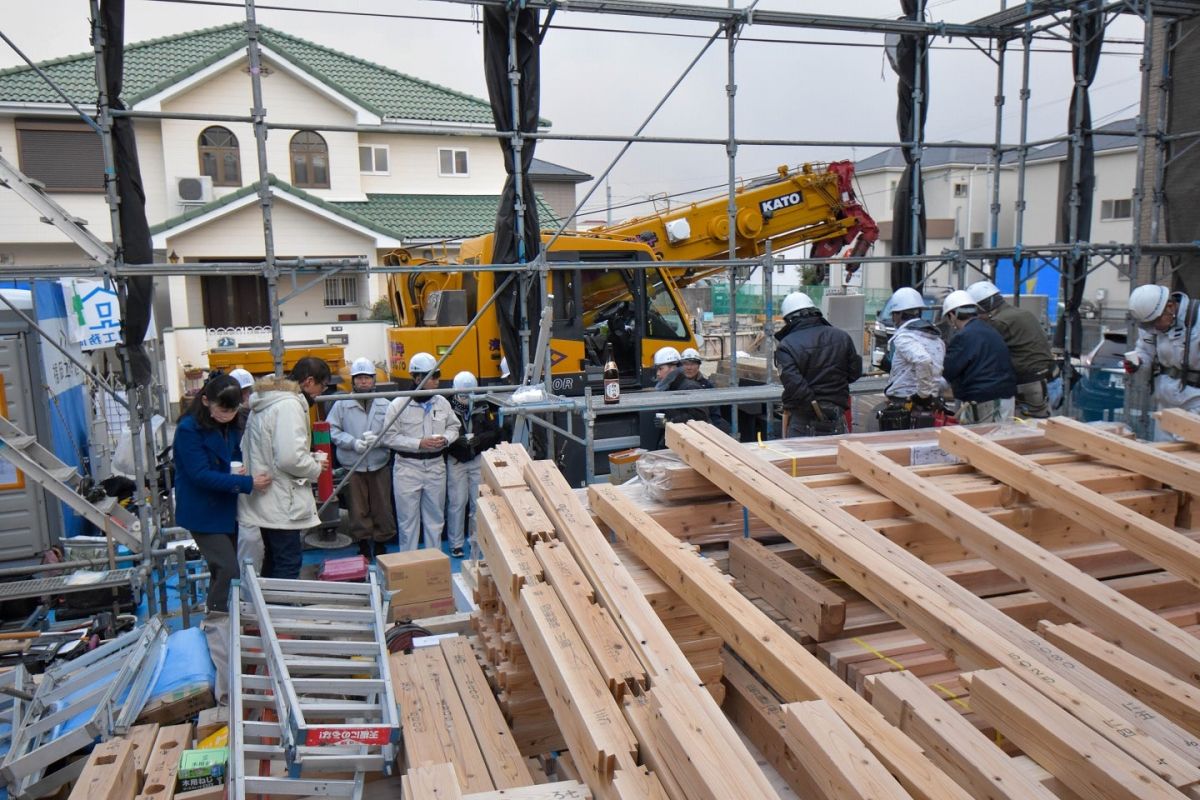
(604, 380, 620, 401)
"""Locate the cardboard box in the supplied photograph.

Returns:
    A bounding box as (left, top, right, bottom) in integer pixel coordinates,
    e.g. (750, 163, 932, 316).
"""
(376, 550, 451, 602)
(387, 594, 456, 623)
(178, 748, 226, 791)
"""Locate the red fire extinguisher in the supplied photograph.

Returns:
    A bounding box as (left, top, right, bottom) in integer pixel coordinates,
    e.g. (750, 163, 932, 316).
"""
(312, 420, 334, 502)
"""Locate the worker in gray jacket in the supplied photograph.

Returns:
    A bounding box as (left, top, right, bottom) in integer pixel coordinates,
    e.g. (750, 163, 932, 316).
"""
(967, 280, 1057, 418)
(326, 357, 395, 558)
(382, 352, 461, 551)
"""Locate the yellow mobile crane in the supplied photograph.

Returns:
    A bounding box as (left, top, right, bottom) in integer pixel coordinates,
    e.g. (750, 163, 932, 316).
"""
(383, 161, 877, 394)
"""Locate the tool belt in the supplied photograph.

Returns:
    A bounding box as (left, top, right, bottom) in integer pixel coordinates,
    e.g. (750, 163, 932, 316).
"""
(1017, 364, 1060, 385)
(878, 395, 938, 431)
(791, 400, 847, 436)
(1155, 365, 1200, 388)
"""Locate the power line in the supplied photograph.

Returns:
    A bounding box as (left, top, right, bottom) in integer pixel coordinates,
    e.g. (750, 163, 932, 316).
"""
(141, 0, 1144, 57)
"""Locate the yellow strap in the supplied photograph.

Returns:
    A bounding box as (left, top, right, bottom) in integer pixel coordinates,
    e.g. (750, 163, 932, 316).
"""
(850, 636, 970, 712)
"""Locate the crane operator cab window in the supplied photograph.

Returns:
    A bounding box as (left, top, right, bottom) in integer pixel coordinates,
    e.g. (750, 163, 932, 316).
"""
(581, 268, 639, 379)
(644, 272, 689, 340)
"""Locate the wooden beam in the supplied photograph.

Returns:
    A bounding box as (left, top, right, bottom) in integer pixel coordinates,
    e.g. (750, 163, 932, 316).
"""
(719, 652, 820, 800)
(666, 421, 1200, 786)
(839, 439, 1200, 684)
(534, 539, 648, 698)
(966, 668, 1183, 800)
(403, 763, 466, 800)
(780, 701, 914, 800)
(476, 494, 543, 603)
(868, 669, 1058, 800)
(482, 449, 527, 492)
(117, 723, 159, 787)
(728, 538, 846, 640)
(941, 425, 1200, 593)
(589, 482, 973, 800)
(1159, 409, 1200, 444)
(1044, 416, 1200, 494)
(410, 647, 495, 793)
(464, 782, 593, 799)
(69, 739, 137, 800)
(439, 635, 535, 790)
(1038, 621, 1200, 737)
(518, 452, 700, 686)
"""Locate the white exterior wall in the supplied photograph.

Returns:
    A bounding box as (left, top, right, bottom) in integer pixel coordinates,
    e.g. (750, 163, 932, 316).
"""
(164, 200, 377, 326)
(357, 133, 506, 195)
(160, 57, 363, 210)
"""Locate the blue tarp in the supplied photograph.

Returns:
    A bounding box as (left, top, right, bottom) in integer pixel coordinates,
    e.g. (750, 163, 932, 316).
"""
(993, 257, 1061, 322)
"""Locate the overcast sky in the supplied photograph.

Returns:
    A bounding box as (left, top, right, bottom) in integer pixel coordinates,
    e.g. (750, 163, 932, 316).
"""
(1, 0, 1146, 222)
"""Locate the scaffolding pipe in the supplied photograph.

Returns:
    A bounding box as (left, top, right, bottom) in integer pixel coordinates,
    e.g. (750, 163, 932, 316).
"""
(243, 0, 285, 377)
(90, 0, 158, 615)
(725, 9, 741, 435)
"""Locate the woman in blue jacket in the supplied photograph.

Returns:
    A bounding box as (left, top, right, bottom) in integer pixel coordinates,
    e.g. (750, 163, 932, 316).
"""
(174, 374, 270, 613)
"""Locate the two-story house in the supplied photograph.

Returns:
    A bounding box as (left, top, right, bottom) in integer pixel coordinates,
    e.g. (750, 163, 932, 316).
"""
(0, 23, 591, 345)
(852, 118, 1137, 315)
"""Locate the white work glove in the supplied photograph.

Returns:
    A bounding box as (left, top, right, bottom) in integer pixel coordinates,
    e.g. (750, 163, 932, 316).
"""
(353, 438, 370, 454)
(313, 450, 329, 467)
(1123, 350, 1142, 374)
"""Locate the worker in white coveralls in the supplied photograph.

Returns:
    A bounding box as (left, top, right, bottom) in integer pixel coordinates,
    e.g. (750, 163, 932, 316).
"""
(326, 357, 396, 558)
(382, 352, 460, 550)
(445, 371, 502, 559)
(1125, 284, 1200, 436)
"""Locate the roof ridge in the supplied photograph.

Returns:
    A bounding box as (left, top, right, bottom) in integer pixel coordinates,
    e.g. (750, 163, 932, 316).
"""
(0, 22, 243, 79)
(258, 26, 493, 117)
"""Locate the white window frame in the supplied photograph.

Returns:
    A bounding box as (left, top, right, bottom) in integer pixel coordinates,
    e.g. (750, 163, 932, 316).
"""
(1100, 198, 1132, 221)
(438, 147, 470, 177)
(323, 275, 361, 308)
(953, 182, 968, 198)
(358, 144, 390, 175)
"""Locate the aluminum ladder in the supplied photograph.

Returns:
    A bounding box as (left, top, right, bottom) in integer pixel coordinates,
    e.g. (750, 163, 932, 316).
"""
(227, 567, 398, 798)
(0, 416, 143, 554)
(1, 619, 167, 798)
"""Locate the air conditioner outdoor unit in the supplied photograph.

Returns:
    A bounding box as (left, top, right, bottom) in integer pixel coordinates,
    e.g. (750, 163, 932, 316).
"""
(174, 176, 213, 206)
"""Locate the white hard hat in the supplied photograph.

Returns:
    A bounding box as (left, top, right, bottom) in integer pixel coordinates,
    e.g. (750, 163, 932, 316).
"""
(409, 352, 437, 375)
(887, 287, 926, 314)
(680, 347, 702, 363)
(780, 291, 815, 318)
(499, 356, 511, 379)
(966, 280, 1001, 304)
(1128, 284, 1171, 324)
(350, 357, 375, 377)
(942, 290, 977, 316)
(453, 371, 478, 391)
(228, 368, 254, 390)
(653, 346, 682, 367)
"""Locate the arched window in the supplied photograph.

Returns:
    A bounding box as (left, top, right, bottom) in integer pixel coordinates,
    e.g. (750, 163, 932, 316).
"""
(290, 131, 329, 189)
(198, 126, 240, 186)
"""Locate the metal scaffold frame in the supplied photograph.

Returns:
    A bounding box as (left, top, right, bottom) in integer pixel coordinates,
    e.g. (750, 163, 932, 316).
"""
(0, 0, 1195, 545)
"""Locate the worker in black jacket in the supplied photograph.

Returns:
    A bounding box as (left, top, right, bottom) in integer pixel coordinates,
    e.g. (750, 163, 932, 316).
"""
(652, 347, 709, 445)
(941, 291, 1017, 424)
(774, 292, 862, 436)
(446, 371, 502, 558)
(679, 347, 732, 434)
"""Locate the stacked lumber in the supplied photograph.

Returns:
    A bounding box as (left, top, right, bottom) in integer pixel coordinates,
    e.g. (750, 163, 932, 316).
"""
(597, 418, 1200, 799)
(390, 636, 535, 792)
(462, 444, 795, 800)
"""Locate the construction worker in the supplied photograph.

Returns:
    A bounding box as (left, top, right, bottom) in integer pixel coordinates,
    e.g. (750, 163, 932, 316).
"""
(653, 347, 708, 443)
(446, 371, 501, 559)
(967, 280, 1057, 418)
(774, 291, 861, 436)
(680, 347, 731, 434)
(942, 291, 1017, 424)
(1125, 284, 1200, 428)
(326, 358, 396, 558)
(238, 357, 329, 579)
(878, 287, 945, 431)
(382, 352, 460, 551)
(228, 368, 255, 432)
